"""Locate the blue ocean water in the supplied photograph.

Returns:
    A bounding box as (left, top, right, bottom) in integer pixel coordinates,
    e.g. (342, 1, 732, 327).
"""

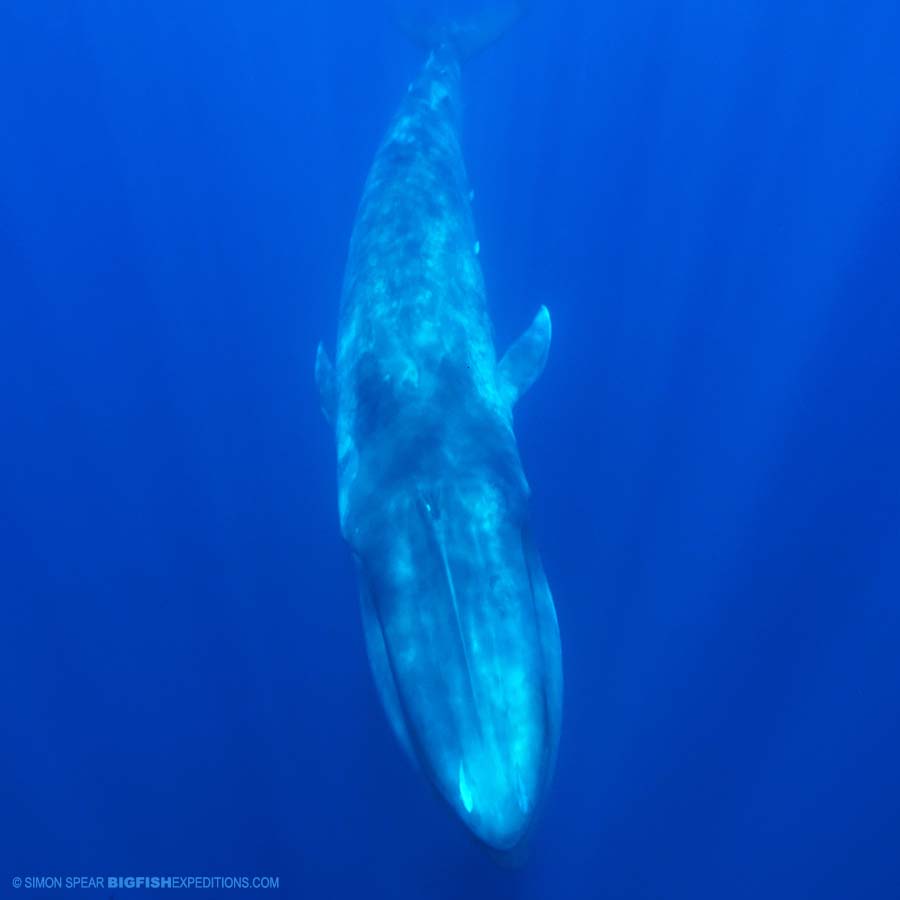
(2, 1, 899, 897)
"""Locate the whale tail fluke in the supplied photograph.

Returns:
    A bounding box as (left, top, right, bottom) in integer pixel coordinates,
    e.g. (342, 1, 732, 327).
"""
(392, 1, 530, 61)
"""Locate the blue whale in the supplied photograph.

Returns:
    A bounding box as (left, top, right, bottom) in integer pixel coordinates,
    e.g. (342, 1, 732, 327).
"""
(316, 4, 562, 855)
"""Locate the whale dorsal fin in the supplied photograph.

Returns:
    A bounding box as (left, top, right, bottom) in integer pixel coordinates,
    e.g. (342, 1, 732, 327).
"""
(315, 342, 337, 426)
(498, 306, 551, 407)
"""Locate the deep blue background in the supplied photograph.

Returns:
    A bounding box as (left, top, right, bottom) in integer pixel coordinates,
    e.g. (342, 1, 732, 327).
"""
(2, 1, 899, 898)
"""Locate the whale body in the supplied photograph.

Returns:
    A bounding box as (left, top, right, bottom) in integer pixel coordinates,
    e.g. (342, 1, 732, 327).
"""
(316, 7, 562, 856)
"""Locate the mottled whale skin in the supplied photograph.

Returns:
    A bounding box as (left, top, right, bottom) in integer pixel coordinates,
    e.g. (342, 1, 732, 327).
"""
(316, 38, 562, 855)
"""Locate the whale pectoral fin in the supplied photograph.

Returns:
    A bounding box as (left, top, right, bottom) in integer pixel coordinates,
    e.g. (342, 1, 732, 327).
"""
(315, 342, 337, 426)
(498, 305, 552, 407)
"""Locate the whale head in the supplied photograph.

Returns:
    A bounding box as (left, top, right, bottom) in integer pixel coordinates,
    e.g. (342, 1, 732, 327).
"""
(346, 443, 562, 854)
